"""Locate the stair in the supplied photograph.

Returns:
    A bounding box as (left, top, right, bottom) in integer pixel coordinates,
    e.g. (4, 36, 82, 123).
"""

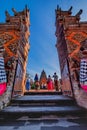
(0, 92, 86, 120)
(24, 91, 62, 95)
(11, 95, 76, 106)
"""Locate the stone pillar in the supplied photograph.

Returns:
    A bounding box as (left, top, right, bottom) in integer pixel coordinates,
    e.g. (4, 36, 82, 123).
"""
(0, 6, 30, 109)
(55, 6, 87, 108)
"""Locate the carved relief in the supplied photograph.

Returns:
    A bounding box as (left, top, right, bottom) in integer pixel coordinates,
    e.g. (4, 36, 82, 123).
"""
(7, 40, 19, 55)
(66, 32, 87, 60)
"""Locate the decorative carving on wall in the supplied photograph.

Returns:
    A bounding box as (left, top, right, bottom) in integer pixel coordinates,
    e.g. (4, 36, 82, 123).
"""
(0, 32, 19, 59)
(66, 32, 87, 60)
(7, 40, 19, 55)
(66, 32, 87, 82)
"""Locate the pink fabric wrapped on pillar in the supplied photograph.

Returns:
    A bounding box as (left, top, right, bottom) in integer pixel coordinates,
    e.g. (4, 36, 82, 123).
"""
(81, 85, 87, 92)
(0, 82, 6, 95)
(0, 57, 7, 96)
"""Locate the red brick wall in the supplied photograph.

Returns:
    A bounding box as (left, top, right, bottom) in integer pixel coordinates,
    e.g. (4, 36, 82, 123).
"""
(55, 7, 87, 106)
(0, 7, 30, 109)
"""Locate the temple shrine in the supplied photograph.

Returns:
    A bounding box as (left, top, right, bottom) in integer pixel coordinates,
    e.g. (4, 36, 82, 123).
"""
(39, 70, 47, 88)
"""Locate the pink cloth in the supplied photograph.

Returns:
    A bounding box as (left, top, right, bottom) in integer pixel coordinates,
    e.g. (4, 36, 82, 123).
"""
(81, 85, 87, 92)
(0, 82, 6, 96)
(47, 81, 54, 90)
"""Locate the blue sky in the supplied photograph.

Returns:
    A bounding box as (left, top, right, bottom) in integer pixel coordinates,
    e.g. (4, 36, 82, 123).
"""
(0, 0, 87, 79)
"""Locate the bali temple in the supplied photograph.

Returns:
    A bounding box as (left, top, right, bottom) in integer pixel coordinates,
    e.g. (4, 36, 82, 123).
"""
(0, 6, 30, 108)
(55, 6, 87, 96)
(40, 70, 47, 86)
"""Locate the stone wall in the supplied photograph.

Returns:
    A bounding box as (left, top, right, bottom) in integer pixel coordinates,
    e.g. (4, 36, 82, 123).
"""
(55, 6, 87, 108)
(71, 78, 87, 109)
(0, 6, 30, 110)
(55, 7, 73, 96)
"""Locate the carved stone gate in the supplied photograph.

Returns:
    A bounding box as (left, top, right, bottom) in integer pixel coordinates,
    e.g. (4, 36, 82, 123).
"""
(0, 6, 30, 109)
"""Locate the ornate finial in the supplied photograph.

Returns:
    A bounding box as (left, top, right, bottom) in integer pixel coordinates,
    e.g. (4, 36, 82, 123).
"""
(5, 10, 10, 22)
(57, 5, 59, 10)
(25, 5, 28, 10)
(24, 5, 29, 16)
(5, 10, 10, 17)
(75, 9, 83, 17)
(68, 6, 73, 13)
(57, 7, 61, 12)
(12, 8, 17, 15)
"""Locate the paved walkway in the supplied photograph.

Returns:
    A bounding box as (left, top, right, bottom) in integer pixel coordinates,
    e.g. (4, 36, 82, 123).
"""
(0, 116, 87, 130)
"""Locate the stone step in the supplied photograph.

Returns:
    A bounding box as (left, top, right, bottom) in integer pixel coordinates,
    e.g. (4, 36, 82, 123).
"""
(24, 91, 62, 95)
(11, 95, 76, 106)
(0, 105, 86, 119)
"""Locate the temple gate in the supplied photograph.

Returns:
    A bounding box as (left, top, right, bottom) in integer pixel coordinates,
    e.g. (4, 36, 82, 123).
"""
(55, 6, 87, 108)
(0, 6, 30, 109)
